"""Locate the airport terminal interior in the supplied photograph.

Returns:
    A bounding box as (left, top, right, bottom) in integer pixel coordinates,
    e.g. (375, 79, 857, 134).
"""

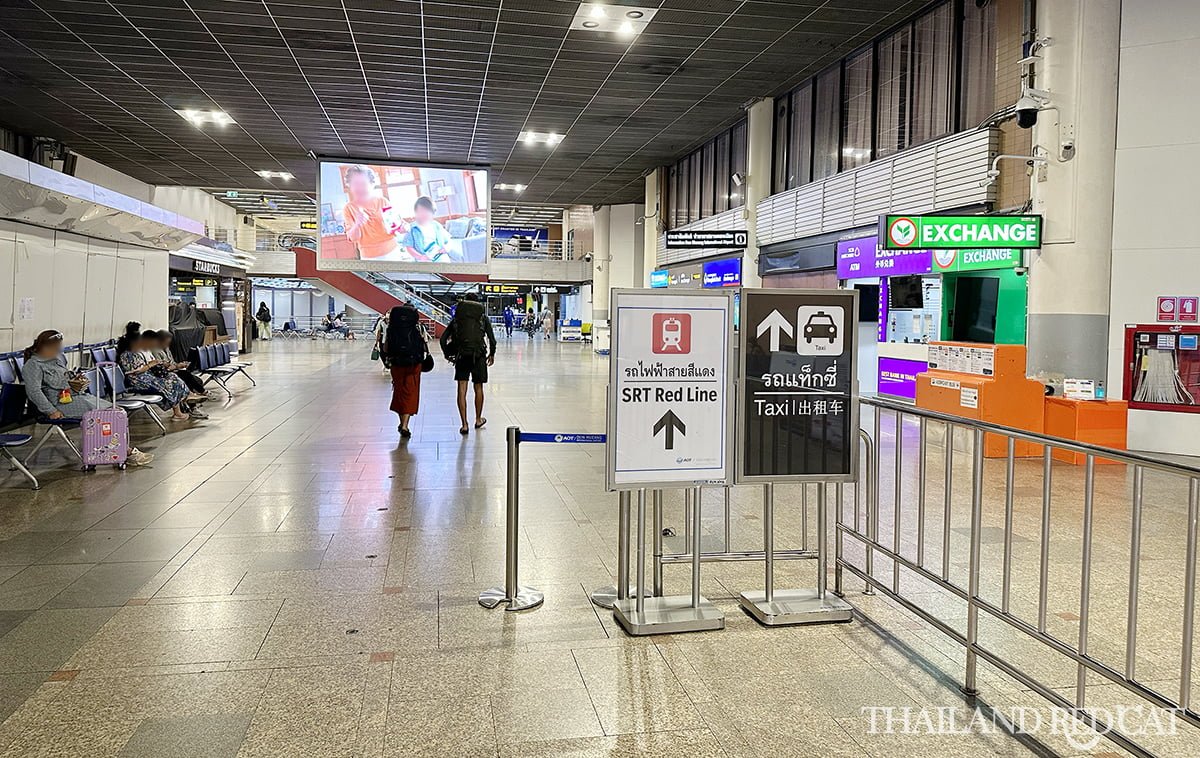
(0, 0, 1199, 756)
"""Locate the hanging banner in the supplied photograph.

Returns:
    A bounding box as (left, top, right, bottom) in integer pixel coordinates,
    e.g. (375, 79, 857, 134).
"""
(606, 289, 734, 491)
(737, 288, 858, 482)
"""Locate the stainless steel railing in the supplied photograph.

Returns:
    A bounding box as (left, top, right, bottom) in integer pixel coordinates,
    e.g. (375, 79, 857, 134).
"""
(836, 396, 1200, 756)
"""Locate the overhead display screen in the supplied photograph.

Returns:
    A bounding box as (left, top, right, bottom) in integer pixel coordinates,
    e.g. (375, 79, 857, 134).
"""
(317, 160, 489, 273)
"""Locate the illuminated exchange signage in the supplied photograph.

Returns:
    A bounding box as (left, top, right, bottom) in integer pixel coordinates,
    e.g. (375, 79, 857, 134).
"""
(880, 215, 1043, 250)
(665, 230, 749, 250)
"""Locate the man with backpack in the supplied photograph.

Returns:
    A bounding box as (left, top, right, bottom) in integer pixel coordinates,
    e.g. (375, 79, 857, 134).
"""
(440, 293, 497, 435)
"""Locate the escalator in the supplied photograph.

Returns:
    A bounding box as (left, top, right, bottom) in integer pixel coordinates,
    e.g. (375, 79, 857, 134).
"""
(293, 246, 450, 337)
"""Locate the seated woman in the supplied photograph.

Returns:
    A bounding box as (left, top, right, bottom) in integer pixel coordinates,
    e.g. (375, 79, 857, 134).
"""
(147, 331, 205, 394)
(115, 323, 195, 422)
(21, 329, 153, 466)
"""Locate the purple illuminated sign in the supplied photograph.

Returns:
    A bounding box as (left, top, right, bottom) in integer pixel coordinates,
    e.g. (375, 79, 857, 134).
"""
(837, 235, 933, 279)
(877, 357, 927, 400)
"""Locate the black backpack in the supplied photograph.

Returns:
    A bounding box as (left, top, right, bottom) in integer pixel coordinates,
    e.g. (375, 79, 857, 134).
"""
(387, 309, 426, 366)
(450, 300, 487, 357)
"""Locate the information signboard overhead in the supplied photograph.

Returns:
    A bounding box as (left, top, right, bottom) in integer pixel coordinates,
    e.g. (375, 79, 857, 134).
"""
(665, 230, 748, 250)
(607, 289, 734, 491)
(737, 288, 858, 483)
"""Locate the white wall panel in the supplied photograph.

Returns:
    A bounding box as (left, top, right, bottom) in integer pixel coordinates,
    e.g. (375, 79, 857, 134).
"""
(112, 256, 145, 334)
(141, 249, 169, 328)
(0, 233, 15, 332)
(82, 252, 118, 343)
(50, 233, 89, 339)
(12, 226, 57, 348)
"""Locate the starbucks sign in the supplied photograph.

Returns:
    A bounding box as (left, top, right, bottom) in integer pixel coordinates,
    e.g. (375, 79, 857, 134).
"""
(881, 215, 1043, 250)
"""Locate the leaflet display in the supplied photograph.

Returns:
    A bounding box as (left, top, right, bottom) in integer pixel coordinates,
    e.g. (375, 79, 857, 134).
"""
(606, 290, 734, 491)
(737, 288, 858, 482)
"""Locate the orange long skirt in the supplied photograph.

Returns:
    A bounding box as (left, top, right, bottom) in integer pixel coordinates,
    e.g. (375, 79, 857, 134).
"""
(389, 364, 422, 415)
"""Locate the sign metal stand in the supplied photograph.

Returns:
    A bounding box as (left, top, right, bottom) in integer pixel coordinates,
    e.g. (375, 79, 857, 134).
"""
(736, 288, 857, 626)
(606, 288, 733, 635)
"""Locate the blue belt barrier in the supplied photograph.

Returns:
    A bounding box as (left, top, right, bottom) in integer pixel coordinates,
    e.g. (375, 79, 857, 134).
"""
(521, 432, 606, 444)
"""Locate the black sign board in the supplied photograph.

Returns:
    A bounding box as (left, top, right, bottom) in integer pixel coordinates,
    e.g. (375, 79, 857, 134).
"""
(665, 230, 749, 250)
(481, 283, 530, 295)
(737, 288, 858, 482)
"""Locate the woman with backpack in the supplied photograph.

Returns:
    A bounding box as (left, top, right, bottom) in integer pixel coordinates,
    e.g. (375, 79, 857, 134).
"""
(256, 302, 272, 340)
(382, 304, 428, 438)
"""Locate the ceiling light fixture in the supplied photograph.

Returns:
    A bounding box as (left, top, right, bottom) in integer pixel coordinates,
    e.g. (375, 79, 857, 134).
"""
(571, 3, 657, 35)
(175, 109, 236, 128)
(256, 170, 294, 181)
(518, 131, 564, 147)
(493, 183, 527, 192)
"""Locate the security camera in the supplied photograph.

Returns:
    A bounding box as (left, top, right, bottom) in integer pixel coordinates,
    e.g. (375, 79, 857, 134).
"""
(583, 253, 594, 264)
(1015, 88, 1051, 129)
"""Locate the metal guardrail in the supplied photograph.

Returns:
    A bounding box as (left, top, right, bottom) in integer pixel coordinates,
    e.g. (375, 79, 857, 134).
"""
(836, 396, 1200, 756)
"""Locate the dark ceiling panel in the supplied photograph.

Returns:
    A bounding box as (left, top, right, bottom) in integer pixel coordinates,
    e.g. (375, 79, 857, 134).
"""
(0, 0, 915, 205)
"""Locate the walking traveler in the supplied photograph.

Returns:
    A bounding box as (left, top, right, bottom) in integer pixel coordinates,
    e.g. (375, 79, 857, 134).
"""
(439, 293, 496, 435)
(21, 330, 153, 465)
(256, 301, 272, 340)
(503, 306, 514, 338)
(540, 307, 554, 339)
(382, 304, 427, 438)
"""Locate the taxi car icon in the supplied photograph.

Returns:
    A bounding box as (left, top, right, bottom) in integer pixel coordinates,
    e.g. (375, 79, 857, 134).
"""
(803, 311, 838, 344)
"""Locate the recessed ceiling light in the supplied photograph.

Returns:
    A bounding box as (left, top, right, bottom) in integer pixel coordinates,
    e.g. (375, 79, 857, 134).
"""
(256, 170, 293, 180)
(175, 108, 236, 128)
(494, 183, 527, 192)
(518, 131, 564, 147)
(572, 3, 656, 34)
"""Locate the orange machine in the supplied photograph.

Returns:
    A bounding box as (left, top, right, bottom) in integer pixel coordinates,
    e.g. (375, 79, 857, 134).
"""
(1044, 397, 1128, 465)
(915, 342, 1045, 457)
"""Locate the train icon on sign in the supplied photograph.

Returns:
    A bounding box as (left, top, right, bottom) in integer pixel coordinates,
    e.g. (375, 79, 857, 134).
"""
(652, 313, 691, 354)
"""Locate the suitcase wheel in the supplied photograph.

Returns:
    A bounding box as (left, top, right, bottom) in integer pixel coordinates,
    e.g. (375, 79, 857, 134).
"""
(117, 463, 127, 470)
(83, 465, 95, 473)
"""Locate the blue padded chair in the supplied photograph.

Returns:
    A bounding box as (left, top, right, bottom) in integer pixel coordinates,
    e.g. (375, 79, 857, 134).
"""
(0, 383, 37, 489)
(0, 354, 81, 467)
(98, 365, 166, 435)
(216, 342, 255, 386)
(194, 346, 236, 398)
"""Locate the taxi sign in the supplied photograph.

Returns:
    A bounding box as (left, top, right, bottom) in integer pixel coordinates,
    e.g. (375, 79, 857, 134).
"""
(737, 288, 859, 482)
(606, 289, 733, 491)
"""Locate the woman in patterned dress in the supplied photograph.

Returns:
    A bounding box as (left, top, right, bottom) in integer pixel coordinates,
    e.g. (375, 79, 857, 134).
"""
(116, 322, 193, 421)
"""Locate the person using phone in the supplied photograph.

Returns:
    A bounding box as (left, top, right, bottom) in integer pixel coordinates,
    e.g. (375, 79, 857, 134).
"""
(116, 324, 194, 421)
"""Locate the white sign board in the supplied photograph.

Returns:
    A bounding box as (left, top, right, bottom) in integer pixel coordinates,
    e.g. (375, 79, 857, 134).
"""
(606, 289, 733, 491)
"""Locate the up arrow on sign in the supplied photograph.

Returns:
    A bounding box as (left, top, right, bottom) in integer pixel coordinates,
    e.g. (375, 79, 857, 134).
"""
(652, 410, 686, 450)
(756, 310, 794, 352)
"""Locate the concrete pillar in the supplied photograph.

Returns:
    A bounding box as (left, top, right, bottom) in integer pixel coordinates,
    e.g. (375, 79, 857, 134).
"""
(642, 170, 661, 287)
(1025, 0, 1120, 380)
(592, 205, 611, 320)
(741, 99, 772, 288)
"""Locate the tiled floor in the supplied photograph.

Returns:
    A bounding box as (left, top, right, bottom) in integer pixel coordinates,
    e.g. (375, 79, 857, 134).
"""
(0, 338, 1192, 756)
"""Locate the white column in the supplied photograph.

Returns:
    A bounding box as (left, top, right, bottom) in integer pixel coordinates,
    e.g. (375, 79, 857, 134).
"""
(642, 170, 661, 287)
(1025, 0, 1120, 380)
(741, 99, 773, 288)
(591, 205, 611, 320)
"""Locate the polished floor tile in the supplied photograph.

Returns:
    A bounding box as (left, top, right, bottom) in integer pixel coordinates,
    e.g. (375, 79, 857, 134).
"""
(0, 340, 1186, 756)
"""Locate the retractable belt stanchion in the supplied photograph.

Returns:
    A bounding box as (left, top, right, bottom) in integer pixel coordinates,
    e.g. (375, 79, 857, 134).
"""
(481, 428, 608, 612)
(479, 427, 544, 611)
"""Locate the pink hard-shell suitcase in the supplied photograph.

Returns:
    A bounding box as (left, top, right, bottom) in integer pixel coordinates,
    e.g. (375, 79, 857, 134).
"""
(81, 362, 128, 470)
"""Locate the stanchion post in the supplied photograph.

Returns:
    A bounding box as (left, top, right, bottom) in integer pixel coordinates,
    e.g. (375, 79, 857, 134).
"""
(617, 491, 631, 600)
(636, 489, 647, 615)
(764, 483, 775, 603)
(691, 486, 702, 607)
(652, 490, 664, 596)
(479, 427, 544, 611)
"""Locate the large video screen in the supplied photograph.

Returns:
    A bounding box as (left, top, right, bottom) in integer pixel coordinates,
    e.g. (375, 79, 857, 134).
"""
(317, 160, 489, 272)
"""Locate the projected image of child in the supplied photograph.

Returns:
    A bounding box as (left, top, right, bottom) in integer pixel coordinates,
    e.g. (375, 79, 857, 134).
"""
(342, 165, 402, 259)
(401, 196, 454, 262)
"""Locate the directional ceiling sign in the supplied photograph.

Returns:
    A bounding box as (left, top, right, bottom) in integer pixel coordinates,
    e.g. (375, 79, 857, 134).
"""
(737, 288, 859, 483)
(607, 289, 734, 491)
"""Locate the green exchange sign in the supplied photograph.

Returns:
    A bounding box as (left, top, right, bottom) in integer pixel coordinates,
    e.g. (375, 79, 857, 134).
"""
(881, 215, 1043, 250)
(932, 247, 1021, 273)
